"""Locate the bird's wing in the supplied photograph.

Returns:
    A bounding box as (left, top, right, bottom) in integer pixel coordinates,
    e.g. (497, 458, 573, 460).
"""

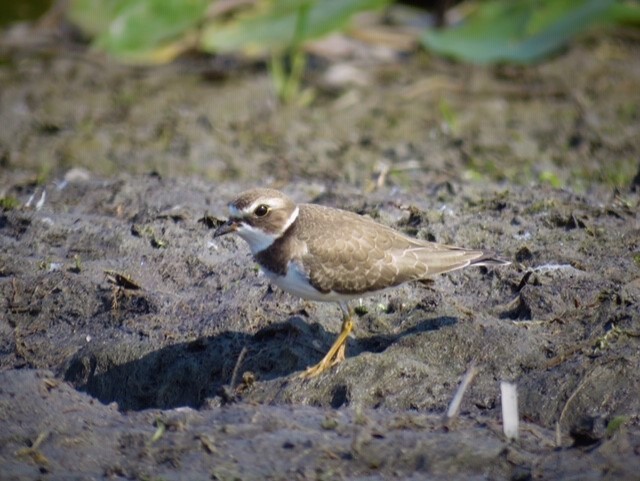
(296, 204, 493, 295)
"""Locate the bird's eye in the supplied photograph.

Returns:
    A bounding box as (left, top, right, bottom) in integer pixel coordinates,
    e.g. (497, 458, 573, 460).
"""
(254, 204, 269, 217)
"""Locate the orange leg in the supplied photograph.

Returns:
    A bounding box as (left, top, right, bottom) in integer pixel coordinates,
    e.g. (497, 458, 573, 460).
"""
(300, 303, 353, 379)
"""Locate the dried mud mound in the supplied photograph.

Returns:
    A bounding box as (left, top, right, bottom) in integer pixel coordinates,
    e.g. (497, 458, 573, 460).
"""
(1, 174, 639, 479)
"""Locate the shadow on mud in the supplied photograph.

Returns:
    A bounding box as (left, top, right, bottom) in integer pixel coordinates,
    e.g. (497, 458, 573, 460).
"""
(63, 315, 457, 411)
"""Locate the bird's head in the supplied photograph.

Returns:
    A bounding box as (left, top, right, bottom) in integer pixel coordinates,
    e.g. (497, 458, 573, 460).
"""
(214, 188, 299, 254)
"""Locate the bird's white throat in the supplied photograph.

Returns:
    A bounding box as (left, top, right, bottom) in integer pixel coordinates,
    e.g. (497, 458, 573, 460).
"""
(236, 223, 279, 254)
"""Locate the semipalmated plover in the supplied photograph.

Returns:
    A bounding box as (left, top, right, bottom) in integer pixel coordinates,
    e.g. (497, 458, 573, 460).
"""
(215, 188, 510, 378)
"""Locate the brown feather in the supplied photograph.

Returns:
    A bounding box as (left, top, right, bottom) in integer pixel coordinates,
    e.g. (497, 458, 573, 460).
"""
(277, 203, 501, 295)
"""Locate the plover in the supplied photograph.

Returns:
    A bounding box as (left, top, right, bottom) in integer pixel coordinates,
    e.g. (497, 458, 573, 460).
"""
(214, 188, 510, 378)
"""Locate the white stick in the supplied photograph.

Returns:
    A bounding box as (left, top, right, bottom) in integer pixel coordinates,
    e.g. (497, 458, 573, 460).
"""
(501, 381, 519, 441)
(35, 190, 46, 211)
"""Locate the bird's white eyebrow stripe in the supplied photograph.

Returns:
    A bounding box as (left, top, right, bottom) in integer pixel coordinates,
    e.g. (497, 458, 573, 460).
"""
(248, 197, 285, 213)
(230, 197, 290, 217)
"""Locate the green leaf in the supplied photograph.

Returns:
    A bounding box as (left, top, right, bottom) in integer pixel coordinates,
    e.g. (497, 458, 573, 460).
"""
(421, 0, 618, 64)
(201, 0, 391, 54)
(68, 0, 123, 37)
(609, 1, 640, 25)
(69, 0, 209, 62)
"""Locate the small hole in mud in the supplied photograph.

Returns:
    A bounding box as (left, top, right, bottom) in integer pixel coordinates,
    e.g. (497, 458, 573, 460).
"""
(330, 384, 349, 408)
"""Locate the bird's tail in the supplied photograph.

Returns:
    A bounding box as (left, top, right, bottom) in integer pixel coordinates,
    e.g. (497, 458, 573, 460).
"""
(413, 247, 511, 277)
(468, 252, 512, 267)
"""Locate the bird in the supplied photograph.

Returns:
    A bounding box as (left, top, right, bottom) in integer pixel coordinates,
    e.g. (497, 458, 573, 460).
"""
(214, 188, 510, 378)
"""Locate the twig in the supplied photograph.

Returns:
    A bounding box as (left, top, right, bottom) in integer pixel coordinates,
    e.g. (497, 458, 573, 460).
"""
(229, 346, 248, 390)
(445, 362, 477, 420)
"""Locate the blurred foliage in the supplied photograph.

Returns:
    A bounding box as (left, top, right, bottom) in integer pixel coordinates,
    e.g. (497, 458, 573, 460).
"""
(422, 0, 640, 64)
(269, 2, 313, 105)
(0, 0, 51, 27)
(201, 0, 390, 54)
(68, 0, 390, 63)
(65, 0, 640, 98)
(68, 0, 389, 101)
(205, 0, 391, 103)
(60, 0, 640, 65)
(68, 0, 210, 63)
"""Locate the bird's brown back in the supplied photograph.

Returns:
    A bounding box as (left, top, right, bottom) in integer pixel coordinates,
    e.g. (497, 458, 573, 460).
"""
(285, 204, 489, 295)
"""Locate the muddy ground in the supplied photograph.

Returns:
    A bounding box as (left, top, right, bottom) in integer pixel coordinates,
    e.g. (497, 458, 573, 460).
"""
(1, 18, 640, 481)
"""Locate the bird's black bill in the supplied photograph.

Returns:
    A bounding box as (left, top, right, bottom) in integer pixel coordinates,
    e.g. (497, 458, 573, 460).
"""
(214, 219, 238, 237)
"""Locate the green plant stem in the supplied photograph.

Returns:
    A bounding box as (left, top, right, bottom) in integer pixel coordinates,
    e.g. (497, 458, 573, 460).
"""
(271, 1, 311, 103)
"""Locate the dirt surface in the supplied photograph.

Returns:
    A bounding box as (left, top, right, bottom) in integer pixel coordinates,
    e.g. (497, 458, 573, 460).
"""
(1, 20, 640, 481)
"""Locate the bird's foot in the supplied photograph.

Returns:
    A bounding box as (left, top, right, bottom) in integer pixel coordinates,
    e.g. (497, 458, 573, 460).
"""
(299, 316, 352, 379)
(299, 342, 348, 379)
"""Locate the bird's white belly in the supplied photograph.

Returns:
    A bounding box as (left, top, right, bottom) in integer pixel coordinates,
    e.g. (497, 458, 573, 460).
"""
(263, 261, 361, 303)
